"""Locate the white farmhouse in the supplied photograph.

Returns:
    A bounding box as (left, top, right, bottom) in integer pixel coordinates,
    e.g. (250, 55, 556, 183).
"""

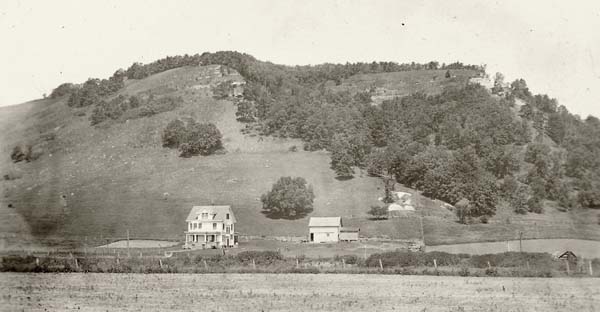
(184, 205, 236, 249)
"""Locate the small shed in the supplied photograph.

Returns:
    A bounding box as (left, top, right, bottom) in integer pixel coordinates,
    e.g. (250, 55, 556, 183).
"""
(339, 227, 360, 242)
(557, 251, 578, 264)
(308, 217, 342, 243)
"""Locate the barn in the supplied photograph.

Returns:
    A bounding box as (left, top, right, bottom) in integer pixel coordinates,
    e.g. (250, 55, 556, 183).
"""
(308, 217, 342, 243)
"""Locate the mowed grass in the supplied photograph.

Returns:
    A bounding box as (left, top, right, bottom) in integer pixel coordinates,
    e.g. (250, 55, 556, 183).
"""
(2, 273, 599, 312)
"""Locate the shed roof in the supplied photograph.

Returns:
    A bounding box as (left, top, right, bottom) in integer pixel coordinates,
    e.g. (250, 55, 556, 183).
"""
(340, 227, 359, 233)
(186, 205, 236, 223)
(308, 217, 341, 227)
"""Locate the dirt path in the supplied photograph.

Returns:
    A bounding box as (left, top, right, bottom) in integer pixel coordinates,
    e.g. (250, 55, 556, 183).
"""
(1, 273, 598, 311)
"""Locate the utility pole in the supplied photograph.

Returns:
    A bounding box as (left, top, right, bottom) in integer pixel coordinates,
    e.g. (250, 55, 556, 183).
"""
(126, 229, 130, 257)
(519, 231, 523, 253)
(416, 191, 425, 250)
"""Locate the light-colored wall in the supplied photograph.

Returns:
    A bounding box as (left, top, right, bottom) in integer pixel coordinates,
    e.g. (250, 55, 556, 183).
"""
(339, 232, 359, 241)
(187, 220, 235, 233)
(309, 226, 339, 243)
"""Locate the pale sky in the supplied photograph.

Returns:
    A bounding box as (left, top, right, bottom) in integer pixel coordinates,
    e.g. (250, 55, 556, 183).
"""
(1, 0, 599, 117)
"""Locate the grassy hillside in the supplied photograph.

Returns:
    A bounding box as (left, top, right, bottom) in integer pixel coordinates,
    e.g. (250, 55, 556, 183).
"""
(0, 65, 425, 250)
(1, 62, 598, 251)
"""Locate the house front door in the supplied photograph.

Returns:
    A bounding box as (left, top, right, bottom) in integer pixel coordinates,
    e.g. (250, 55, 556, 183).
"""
(226, 238, 229, 246)
(310, 233, 314, 242)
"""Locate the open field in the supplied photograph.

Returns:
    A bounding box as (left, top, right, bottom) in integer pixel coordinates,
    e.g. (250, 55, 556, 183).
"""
(97, 239, 179, 249)
(1, 273, 598, 311)
(428, 239, 600, 259)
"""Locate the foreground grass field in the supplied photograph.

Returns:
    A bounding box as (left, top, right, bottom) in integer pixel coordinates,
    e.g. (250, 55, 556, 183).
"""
(1, 273, 598, 311)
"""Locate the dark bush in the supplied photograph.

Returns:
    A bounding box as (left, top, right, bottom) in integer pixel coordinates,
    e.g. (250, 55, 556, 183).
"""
(162, 118, 223, 157)
(236, 250, 284, 265)
(10, 145, 40, 163)
(334, 254, 359, 265)
(469, 252, 554, 268)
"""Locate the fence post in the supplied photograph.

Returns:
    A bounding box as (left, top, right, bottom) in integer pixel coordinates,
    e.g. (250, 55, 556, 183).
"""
(74, 258, 78, 269)
(434, 259, 437, 269)
(159, 258, 163, 269)
(590, 260, 594, 276)
(296, 258, 299, 269)
(342, 258, 346, 269)
(487, 261, 491, 270)
(36, 257, 40, 266)
(252, 259, 256, 270)
(203, 260, 208, 269)
(565, 260, 570, 275)
(379, 258, 383, 270)
(526, 261, 530, 270)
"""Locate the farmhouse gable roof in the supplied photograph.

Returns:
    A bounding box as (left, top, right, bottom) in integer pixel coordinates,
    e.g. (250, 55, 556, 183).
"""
(308, 217, 342, 227)
(186, 205, 236, 223)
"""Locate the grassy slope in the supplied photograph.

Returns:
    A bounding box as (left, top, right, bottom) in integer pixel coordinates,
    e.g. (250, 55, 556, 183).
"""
(0, 65, 598, 250)
(0, 65, 421, 249)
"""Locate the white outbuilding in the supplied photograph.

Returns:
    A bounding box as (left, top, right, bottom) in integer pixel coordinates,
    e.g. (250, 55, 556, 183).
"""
(308, 217, 342, 243)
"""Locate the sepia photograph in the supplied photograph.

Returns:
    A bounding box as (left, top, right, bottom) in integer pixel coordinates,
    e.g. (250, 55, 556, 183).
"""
(1, 1, 599, 311)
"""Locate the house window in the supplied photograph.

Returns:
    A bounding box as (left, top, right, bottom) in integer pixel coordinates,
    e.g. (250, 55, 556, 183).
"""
(213, 223, 217, 230)
(326, 233, 330, 237)
(198, 223, 202, 229)
(226, 213, 230, 220)
(193, 223, 197, 230)
(223, 223, 225, 230)
(202, 213, 208, 219)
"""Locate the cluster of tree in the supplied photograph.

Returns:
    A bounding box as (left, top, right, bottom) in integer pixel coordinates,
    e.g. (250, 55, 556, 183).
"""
(49, 83, 78, 99)
(67, 71, 126, 108)
(260, 176, 315, 219)
(509, 78, 600, 209)
(162, 118, 223, 157)
(90, 94, 182, 125)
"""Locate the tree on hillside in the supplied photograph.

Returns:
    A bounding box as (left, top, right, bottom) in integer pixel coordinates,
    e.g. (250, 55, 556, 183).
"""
(181, 122, 223, 157)
(161, 118, 223, 157)
(368, 205, 388, 220)
(455, 198, 472, 224)
(510, 185, 530, 214)
(261, 177, 315, 219)
(50, 83, 77, 99)
(162, 119, 187, 148)
(235, 100, 258, 122)
(445, 70, 451, 78)
(491, 72, 504, 94)
(510, 79, 531, 100)
(382, 177, 395, 204)
(547, 113, 566, 144)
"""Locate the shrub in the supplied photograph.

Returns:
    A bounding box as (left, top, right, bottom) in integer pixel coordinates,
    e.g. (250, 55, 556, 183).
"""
(212, 81, 233, 99)
(368, 205, 388, 220)
(161, 118, 223, 157)
(334, 254, 359, 265)
(10, 145, 40, 163)
(236, 251, 284, 265)
(485, 267, 498, 276)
